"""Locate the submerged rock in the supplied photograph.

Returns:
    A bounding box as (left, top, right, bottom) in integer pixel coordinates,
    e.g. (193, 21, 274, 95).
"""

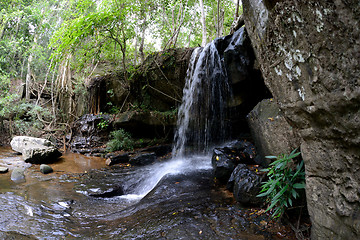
(89, 185, 124, 198)
(140, 144, 172, 157)
(10, 136, 62, 164)
(227, 164, 263, 206)
(129, 152, 156, 166)
(40, 164, 53, 174)
(11, 167, 25, 183)
(0, 167, 9, 173)
(105, 153, 130, 166)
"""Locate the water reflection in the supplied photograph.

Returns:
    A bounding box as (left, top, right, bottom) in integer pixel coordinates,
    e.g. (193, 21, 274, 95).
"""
(0, 147, 289, 239)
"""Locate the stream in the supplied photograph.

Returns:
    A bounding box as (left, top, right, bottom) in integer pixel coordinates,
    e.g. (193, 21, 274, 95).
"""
(0, 147, 293, 239)
(0, 29, 296, 239)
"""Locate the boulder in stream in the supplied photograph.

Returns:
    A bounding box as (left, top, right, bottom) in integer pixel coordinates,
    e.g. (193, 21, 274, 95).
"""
(105, 153, 130, 166)
(129, 152, 156, 166)
(227, 164, 263, 206)
(10, 136, 62, 164)
(211, 140, 259, 184)
(211, 148, 236, 184)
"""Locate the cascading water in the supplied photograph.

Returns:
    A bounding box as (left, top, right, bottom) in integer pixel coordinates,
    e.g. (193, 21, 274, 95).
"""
(121, 41, 232, 200)
(172, 42, 231, 157)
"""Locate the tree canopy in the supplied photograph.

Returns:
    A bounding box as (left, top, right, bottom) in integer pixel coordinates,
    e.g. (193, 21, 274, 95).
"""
(0, 0, 242, 134)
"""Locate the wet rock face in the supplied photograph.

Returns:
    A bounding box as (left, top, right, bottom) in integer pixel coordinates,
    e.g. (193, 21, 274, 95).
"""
(243, 0, 360, 238)
(133, 48, 195, 112)
(222, 27, 273, 137)
(70, 114, 111, 153)
(113, 110, 176, 139)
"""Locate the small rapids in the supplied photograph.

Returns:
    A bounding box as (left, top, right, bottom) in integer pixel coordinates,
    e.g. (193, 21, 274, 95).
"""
(119, 155, 212, 200)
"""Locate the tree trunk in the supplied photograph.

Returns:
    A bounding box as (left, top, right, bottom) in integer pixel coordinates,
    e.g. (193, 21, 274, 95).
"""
(199, 0, 207, 46)
(217, 0, 220, 38)
(139, 1, 147, 63)
(25, 32, 38, 100)
(134, 34, 138, 65)
(235, 0, 240, 19)
(25, 54, 32, 100)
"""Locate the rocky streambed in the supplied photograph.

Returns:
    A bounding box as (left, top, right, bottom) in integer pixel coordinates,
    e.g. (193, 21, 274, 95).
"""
(0, 146, 297, 239)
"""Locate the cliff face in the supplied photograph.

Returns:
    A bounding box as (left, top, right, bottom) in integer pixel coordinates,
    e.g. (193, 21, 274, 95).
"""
(242, 0, 360, 238)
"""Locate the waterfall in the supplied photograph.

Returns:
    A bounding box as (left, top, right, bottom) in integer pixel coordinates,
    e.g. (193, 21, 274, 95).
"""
(120, 40, 232, 200)
(172, 41, 231, 158)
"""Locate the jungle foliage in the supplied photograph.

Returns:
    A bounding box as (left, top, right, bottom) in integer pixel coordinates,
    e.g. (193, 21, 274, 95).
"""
(0, 0, 242, 138)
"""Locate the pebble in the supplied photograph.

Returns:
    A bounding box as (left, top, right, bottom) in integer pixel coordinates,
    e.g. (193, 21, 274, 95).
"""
(0, 167, 9, 173)
(11, 167, 26, 182)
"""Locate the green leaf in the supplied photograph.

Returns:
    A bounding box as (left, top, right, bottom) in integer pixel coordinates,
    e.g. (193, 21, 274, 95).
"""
(266, 198, 280, 212)
(288, 198, 293, 206)
(293, 183, 305, 189)
(273, 184, 289, 200)
(291, 189, 298, 199)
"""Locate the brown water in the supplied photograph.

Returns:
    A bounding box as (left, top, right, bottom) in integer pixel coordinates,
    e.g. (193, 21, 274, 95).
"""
(0, 147, 294, 239)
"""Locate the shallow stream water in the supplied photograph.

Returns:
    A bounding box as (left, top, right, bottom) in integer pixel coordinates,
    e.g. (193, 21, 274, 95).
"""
(0, 147, 293, 239)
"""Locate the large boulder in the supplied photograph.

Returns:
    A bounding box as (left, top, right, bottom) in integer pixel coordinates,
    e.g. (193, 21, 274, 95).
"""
(243, 0, 360, 238)
(10, 136, 62, 164)
(247, 99, 300, 165)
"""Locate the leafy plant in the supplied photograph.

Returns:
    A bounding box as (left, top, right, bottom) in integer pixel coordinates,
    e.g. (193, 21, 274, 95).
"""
(97, 118, 109, 130)
(257, 149, 306, 218)
(106, 129, 134, 152)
